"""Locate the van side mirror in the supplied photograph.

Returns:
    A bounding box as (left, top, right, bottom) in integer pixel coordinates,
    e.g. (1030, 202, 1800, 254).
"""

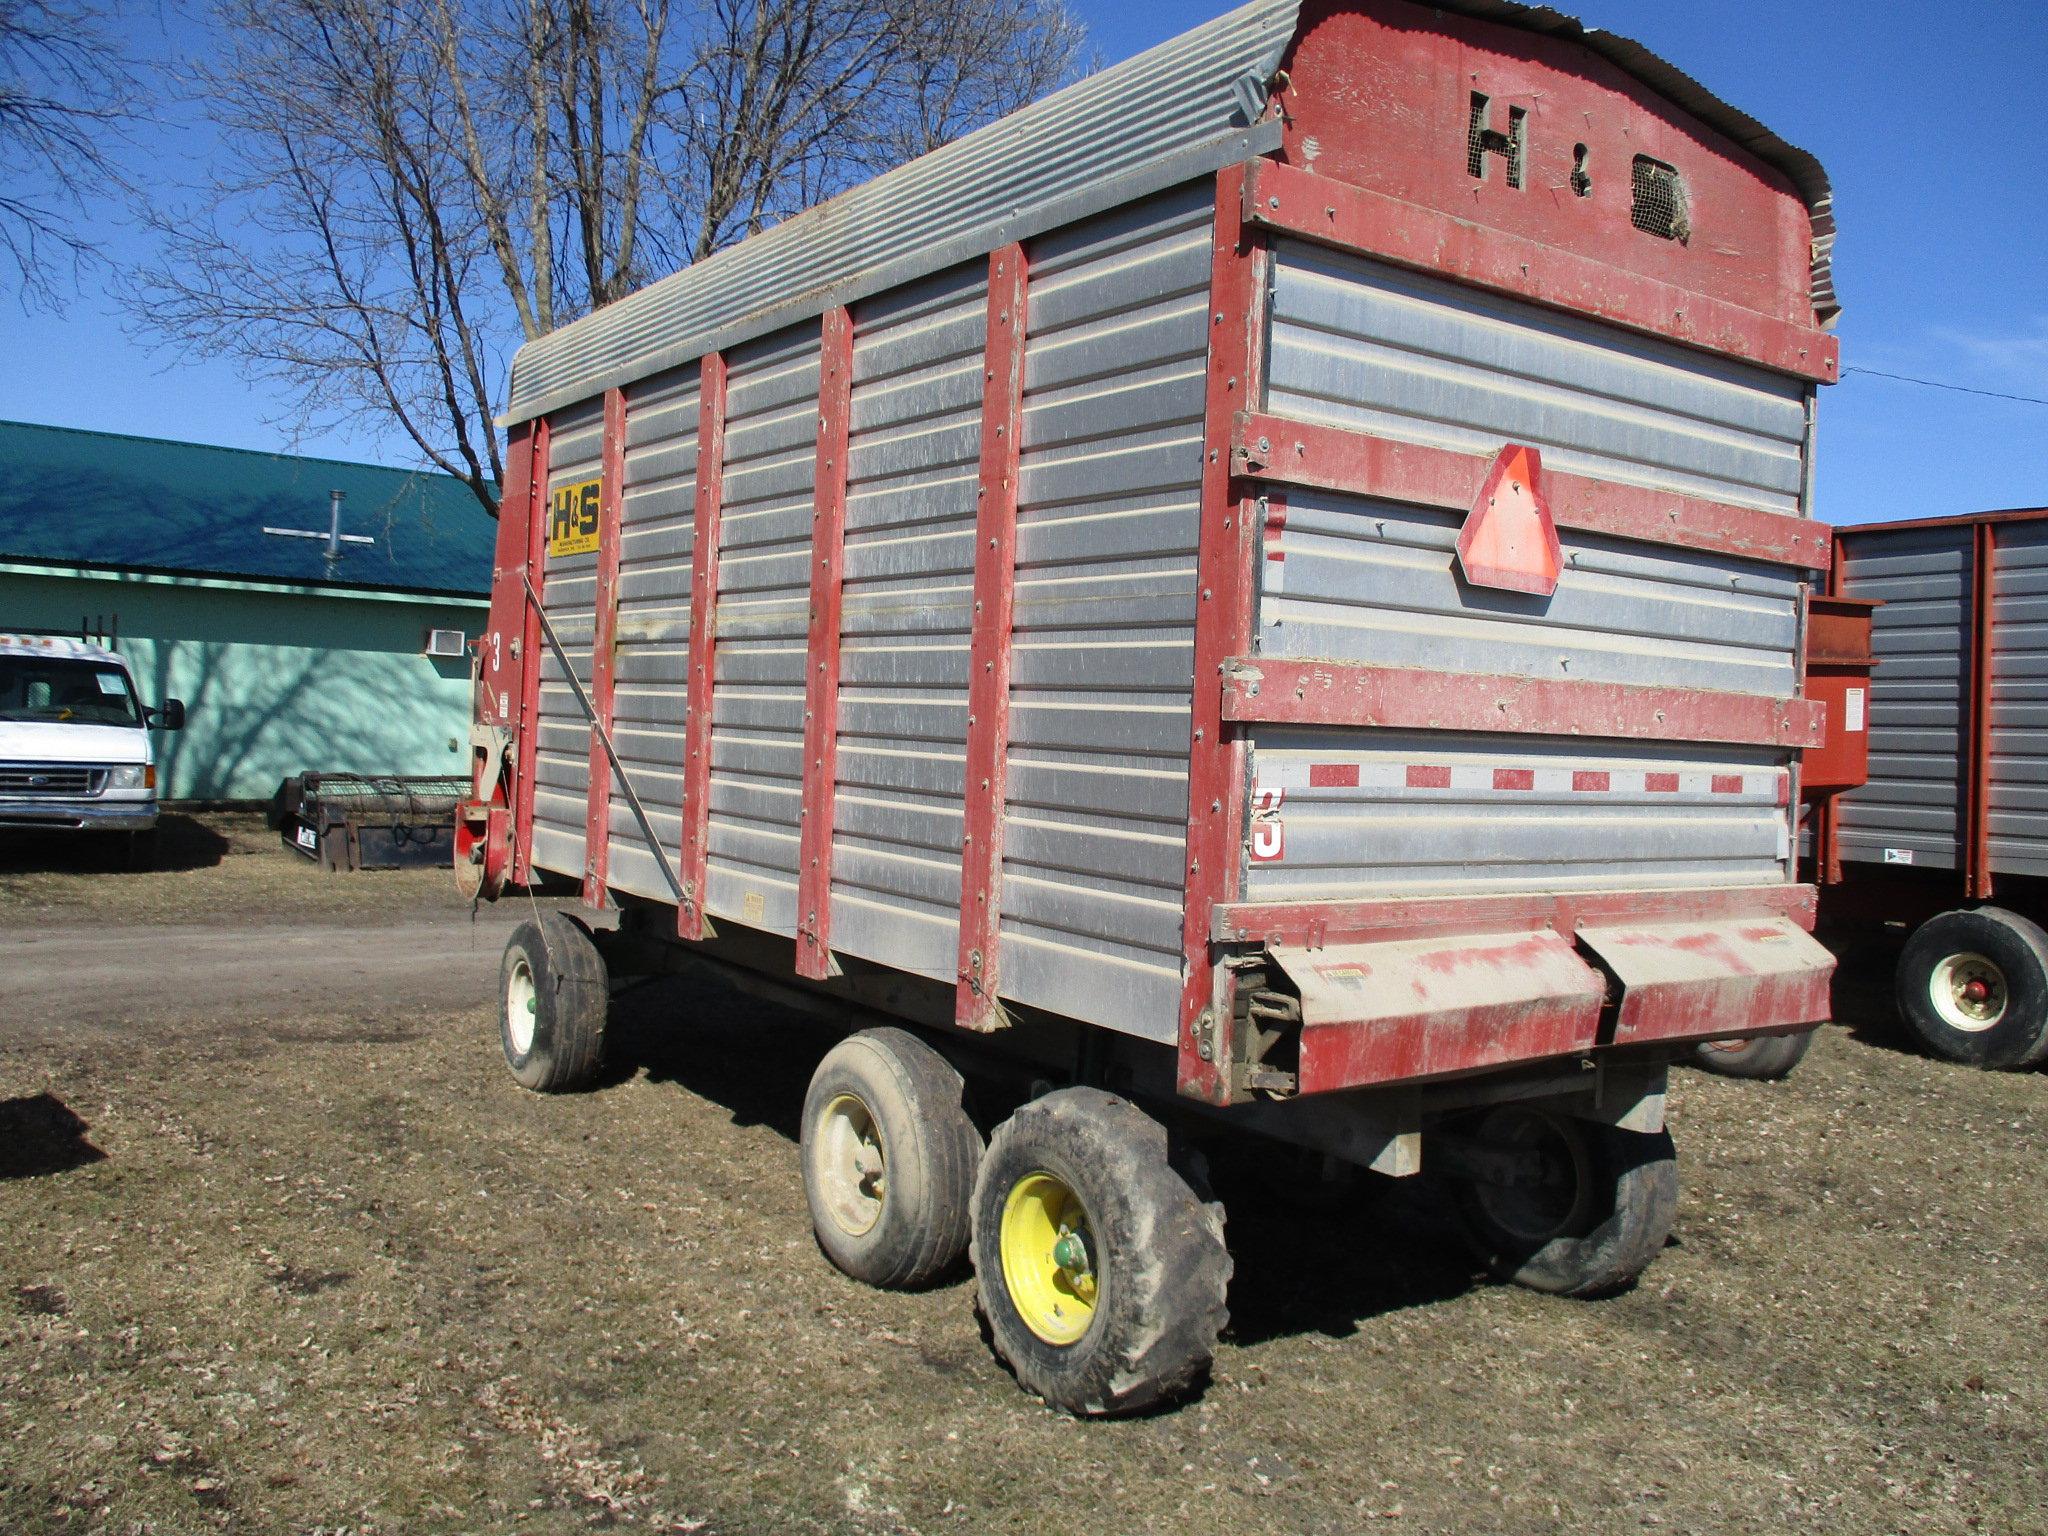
(154, 698, 186, 731)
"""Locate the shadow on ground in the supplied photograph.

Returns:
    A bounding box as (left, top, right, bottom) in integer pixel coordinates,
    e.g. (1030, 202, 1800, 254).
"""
(603, 969, 1482, 1348)
(0, 1093, 107, 1180)
(0, 812, 229, 874)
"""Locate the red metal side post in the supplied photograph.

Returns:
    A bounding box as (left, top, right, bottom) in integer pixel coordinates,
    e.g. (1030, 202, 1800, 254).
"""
(955, 243, 1028, 1030)
(582, 386, 628, 907)
(797, 307, 854, 978)
(1967, 521, 1998, 900)
(1178, 166, 1269, 1105)
(512, 416, 553, 888)
(678, 354, 728, 940)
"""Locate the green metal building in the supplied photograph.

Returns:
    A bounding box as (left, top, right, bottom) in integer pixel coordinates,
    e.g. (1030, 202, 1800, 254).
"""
(0, 420, 494, 801)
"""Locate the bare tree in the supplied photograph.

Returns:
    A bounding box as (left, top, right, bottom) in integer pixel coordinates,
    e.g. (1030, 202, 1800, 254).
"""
(0, 0, 131, 306)
(131, 0, 1084, 513)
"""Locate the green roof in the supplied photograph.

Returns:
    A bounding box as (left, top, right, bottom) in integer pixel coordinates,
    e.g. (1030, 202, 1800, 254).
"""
(0, 420, 495, 596)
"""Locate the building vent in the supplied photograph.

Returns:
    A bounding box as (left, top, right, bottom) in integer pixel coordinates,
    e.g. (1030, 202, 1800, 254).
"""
(1630, 155, 1690, 242)
(424, 628, 468, 658)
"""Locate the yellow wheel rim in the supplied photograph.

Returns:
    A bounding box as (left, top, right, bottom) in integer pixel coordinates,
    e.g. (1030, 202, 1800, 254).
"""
(999, 1171, 1099, 1346)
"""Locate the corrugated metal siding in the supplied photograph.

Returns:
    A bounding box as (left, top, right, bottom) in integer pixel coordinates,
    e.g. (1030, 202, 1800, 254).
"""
(1262, 493, 1801, 696)
(502, 2, 1295, 423)
(1246, 243, 1807, 906)
(603, 365, 700, 903)
(1267, 241, 1810, 515)
(1248, 732, 1789, 899)
(1835, 526, 1970, 871)
(530, 398, 606, 878)
(1990, 523, 2048, 877)
(828, 263, 988, 982)
(996, 186, 1212, 1041)
(700, 325, 823, 935)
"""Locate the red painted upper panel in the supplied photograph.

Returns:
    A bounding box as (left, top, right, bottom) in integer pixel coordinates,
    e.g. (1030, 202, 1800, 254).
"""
(1273, 0, 1832, 368)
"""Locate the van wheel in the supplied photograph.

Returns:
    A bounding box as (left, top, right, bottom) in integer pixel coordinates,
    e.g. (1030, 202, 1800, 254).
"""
(1693, 1029, 1815, 1080)
(1897, 908, 2048, 1070)
(971, 1088, 1230, 1416)
(498, 913, 608, 1092)
(800, 1029, 982, 1289)
(1448, 1106, 1677, 1298)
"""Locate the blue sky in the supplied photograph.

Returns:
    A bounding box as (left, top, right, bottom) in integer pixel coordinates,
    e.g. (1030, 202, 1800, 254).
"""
(2, 0, 2042, 525)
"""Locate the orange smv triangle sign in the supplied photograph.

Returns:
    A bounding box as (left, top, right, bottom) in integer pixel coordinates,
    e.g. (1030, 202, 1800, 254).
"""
(1456, 443, 1562, 597)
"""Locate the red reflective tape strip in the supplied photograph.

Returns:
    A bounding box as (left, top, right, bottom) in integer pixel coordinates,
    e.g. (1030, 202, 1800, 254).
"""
(513, 416, 552, 887)
(796, 307, 853, 979)
(1646, 772, 1680, 793)
(1712, 774, 1744, 795)
(1777, 773, 1792, 807)
(1405, 765, 1451, 789)
(1572, 770, 1610, 792)
(1179, 168, 1267, 1106)
(1310, 763, 1360, 788)
(1223, 659, 1826, 750)
(1493, 768, 1535, 791)
(677, 353, 726, 941)
(1263, 502, 1287, 562)
(956, 245, 1028, 1031)
(582, 386, 628, 908)
(1242, 159, 1838, 384)
(1231, 411, 1831, 572)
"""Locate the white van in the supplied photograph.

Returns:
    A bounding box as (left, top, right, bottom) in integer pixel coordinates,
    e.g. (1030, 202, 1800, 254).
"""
(0, 633, 184, 861)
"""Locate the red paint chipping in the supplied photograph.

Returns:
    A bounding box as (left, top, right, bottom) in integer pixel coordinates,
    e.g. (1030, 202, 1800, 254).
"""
(795, 306, 853, 979)
(581, 386, 628, 909)
(677, 352, 728, 941)
(1493, 768, 1535, 791)
(955, 244, 1029, 1031)
(1572, 770, 1610, 792)
(1311, 763, 1361, 788)
(1406, 764, 1452, 789)
(1230, 410, 1830, 571)
(511, 416, 552, 888)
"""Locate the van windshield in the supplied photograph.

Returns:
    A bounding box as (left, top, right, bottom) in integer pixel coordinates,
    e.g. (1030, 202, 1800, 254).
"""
(0, 656, 144, 726)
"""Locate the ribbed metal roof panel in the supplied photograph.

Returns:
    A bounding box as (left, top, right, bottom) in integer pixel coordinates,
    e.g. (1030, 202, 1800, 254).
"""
(502, 0, 1300, 424)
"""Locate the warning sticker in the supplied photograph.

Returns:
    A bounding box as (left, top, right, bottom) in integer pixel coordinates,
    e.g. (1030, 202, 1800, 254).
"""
(1844, 686, 1866, 734)
(548, 477, 603, 557)
(1884, 847, 1914, 865)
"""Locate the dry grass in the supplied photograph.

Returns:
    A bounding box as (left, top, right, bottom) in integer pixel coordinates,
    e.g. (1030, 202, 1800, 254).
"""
(1, 829, 2044, 1534)
(0, 812, 461, 927)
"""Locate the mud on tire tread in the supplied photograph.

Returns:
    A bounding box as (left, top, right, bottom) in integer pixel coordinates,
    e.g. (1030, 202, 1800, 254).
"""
(801, 1028, 983, 1290)
(499, 912, 608, 1092)
(1896, 906, 2048, 1071)
(970, 1087, 1231, 1417)
(1451, 1109, 1678, 1299)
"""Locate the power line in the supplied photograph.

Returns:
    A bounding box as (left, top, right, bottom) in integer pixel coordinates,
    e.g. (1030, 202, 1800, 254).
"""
(1842, 366, 2048, 408)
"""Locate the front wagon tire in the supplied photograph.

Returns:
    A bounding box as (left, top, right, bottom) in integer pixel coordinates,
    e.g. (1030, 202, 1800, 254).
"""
(498, 913, 608, 1092)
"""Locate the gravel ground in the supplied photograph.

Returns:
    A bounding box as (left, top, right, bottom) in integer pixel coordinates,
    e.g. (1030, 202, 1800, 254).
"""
(1, 818, 2043, 1535)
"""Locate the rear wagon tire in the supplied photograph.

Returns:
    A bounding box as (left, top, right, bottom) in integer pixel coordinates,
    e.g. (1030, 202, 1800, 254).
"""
(1896, 907, 2048, 1070)
(970, 1087, 1230, 1417)
(498, 912, 608, 1092)
(1449, 1106, 1677, 1298)
(800, 1028, 982, 1290)
(1692, 1028, 1815, 1080)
